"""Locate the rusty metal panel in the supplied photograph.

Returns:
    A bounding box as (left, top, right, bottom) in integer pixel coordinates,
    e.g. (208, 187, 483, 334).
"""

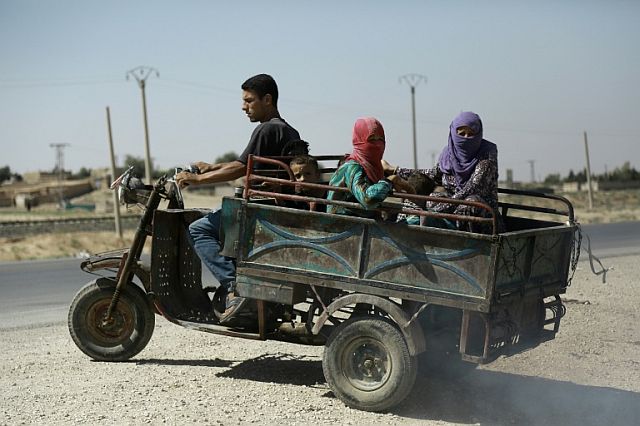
(529, 228, 573, 285)
(220, 197, 243, 258)
(495, 225, 574, 297)
(232, 201, 494, 302)
(223, 197, 575, 312)
(364, 222, 492, 299)
(235, 275, 307, 305)
(240, 204, 364, 276)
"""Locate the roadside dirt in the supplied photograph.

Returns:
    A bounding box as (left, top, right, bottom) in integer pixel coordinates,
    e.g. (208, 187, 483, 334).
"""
(1, 255, 638, 425)
(0, 231, 140, 261)
(1, 189, 639, 262)
(0, 191, 219, 261)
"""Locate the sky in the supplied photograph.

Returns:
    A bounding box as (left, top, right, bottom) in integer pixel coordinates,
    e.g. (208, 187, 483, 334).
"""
(1, 0, 638, 182)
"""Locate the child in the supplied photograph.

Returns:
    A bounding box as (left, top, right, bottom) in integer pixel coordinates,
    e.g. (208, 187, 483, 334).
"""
(397, 173, 436, 225)
(289, 155, 325, 198)
(283, 155, 326, 211)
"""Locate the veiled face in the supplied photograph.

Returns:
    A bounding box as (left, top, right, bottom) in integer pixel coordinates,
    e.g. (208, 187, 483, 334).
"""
(456, 126, 476, 138)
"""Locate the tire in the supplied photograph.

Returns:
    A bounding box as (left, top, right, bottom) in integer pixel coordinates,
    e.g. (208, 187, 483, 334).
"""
(322, 316, 417, 412)
(68, 278, 155, 362)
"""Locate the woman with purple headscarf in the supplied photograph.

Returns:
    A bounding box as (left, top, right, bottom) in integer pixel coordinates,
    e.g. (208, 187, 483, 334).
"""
(383, 111, 499, 232)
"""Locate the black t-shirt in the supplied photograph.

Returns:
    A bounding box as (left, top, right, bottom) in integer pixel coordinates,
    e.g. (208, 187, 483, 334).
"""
(237, 118, 301, 169)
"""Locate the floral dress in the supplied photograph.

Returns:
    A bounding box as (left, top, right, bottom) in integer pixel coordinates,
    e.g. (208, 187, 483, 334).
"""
(396, 145, 500, 232)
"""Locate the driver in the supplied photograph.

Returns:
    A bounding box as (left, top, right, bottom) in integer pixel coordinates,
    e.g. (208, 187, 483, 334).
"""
(176, 74, 307, 325)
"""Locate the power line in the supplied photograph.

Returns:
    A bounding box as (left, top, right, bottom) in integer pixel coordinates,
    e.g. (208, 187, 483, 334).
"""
(157, 78, 238, 95)
(2, 76, 634, 141)
(0, 78, 122, 89)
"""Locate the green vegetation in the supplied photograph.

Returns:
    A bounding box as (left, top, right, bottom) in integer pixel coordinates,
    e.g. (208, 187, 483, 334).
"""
(72, 167, 92, 179)
(215, 151, 239, 163)
(0, 165, 23, 183)
(547, 161, 639, 185)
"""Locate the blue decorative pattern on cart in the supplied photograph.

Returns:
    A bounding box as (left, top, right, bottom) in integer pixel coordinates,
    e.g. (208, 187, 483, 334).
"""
(366, 226, 484, 293)
(247, 218, 361, 275)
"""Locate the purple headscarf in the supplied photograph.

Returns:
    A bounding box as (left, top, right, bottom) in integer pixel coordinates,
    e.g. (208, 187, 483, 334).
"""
(438, 111, 493, 189)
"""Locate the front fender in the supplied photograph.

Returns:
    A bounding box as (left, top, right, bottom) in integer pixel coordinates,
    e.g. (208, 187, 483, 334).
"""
(311, 293, 426, 356)
(81, 249, 150, 293)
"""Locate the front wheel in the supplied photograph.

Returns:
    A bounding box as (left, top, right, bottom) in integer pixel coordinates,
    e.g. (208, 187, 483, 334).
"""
(68, 278, 155, 361)
(322, 317, 417, 412)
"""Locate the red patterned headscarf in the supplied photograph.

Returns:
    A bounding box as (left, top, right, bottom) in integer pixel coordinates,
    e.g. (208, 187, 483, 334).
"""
(345, 117, 386, 182)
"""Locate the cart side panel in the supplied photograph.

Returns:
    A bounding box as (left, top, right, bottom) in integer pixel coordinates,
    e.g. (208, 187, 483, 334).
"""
(365, 222, 493, 299)
(495, 225, 574, 296)
(230, 200, 495, 302)
(241, 205, 364, 276)
(528, 227, 573, 287)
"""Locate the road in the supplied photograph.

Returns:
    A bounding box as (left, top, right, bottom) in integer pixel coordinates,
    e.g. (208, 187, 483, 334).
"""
(0, 257, 87, 329)
(578, 220, 640, 258)
(1, 221, 638, 329)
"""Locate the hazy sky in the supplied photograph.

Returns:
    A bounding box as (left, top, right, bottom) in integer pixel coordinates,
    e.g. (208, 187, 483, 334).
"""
(1, 0, 638, 182)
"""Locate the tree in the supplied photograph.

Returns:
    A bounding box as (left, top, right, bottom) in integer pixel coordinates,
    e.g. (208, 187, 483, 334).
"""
(119, 154, 180, 180)
(547, 163, 638, 184)
(215, 151, 238, 164)
(0, 166, 23, 183)
(72, 167, 92, 179)
(0, 165, 10, 183)
(609, 162, 640, 181)
(543, 173, 561, 185)
(122, 155, 152, 179)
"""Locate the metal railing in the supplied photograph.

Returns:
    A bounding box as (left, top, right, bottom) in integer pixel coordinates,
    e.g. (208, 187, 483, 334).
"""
(244, 155, 499, 234)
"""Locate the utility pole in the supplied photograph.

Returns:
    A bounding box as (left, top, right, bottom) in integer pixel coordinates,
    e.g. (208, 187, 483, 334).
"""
(106, 106, 122, 238)
(49, 143, 70, 206)
(527, 160, 536, 183)
(126, 66, 159, 183)
(584, 131, 594, 209)
(399, 74, 427, 169)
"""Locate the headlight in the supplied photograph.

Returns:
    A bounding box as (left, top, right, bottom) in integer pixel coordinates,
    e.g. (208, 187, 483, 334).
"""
(121, 177, 151, 204)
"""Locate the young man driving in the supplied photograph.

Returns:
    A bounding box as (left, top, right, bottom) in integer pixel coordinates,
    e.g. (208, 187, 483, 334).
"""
(176, 74, 306, 324)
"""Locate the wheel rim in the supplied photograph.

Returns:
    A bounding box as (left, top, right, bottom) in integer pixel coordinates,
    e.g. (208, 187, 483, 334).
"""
(341, 337, 391, 391)
(85, 298, 135, 346)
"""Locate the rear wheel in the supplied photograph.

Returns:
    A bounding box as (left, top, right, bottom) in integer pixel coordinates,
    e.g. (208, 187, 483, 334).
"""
(68, 278, 155, 361)
(322, 317, 417, 412)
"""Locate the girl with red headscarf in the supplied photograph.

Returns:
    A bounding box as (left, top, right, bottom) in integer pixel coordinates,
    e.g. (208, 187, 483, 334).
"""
(327, 117, 412, 217)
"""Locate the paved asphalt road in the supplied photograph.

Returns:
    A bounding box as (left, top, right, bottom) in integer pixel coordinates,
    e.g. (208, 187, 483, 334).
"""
(1, 221, 638, 329)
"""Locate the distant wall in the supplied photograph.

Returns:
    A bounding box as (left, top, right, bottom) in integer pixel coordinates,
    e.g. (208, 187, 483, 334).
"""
(184, 182, 235, 197)
(560, 181, 640, 192)
(0, 178, 94, 208)
(0, 193, 13, 207)
(597, 181, 640, 191)
(501, 180, 640, 193)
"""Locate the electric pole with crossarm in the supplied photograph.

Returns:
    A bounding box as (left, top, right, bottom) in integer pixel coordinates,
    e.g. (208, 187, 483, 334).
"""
(126, 66, 159, 183)
(399, 74, 427, 169)
(50, 143, 70, 206)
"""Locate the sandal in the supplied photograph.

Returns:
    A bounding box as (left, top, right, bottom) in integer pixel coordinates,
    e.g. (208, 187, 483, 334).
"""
(211, 286, 229, 318)
(218, 293, 250, 324)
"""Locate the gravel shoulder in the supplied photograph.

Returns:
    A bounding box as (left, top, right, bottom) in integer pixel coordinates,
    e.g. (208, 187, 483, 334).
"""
(1, 255, 639, 425)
